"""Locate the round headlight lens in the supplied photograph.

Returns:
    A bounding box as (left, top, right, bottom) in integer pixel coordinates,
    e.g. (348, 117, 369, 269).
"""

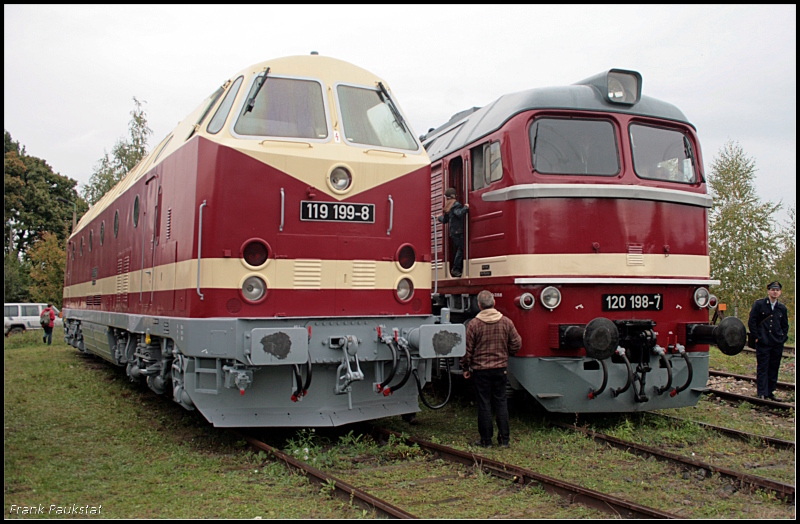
(708, 294, 718, 309)
(330, 167, 352, 192)
(519, 292, 535, 310)
(397, 245, 416, 270)
(242, 276, 266, 302)
(397, 278, 414, 301)
(694, 287, 710, 308)
(540, 286, 562, 309)
(243, 241, 268, 267)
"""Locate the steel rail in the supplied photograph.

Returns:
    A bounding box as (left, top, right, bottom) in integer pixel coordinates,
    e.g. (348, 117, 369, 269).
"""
(553, 422, 795, 504)
(708, 369, 795, 392)
(240, 434, 416, 519)
(371, 426, 678, 519)
(705, 389, 796, 412)
(654, 413, 795, 451)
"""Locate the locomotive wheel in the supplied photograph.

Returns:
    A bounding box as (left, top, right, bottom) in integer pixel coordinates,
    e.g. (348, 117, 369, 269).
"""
(583, 317, 619, 360)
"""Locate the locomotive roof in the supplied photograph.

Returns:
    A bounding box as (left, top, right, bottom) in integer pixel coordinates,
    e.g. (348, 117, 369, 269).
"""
(421, 75, 692, 162)
(70, 55, 403, 236)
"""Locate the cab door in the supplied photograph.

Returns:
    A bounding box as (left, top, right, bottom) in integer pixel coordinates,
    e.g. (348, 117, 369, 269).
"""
(446, 155, 467, 277)
(141, 174, 160, 309)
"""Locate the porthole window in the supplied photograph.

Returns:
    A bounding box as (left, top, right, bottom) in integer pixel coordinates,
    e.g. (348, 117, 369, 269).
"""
(89, 230, 93, 252)
(100, 221, 105, 245)
(133, 195, 140, 228)
(114, 210, 119, 237)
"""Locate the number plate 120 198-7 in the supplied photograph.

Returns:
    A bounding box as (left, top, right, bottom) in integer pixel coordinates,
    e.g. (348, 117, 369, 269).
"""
(602, 293, 663, 311)
(300, 201, 375, 223)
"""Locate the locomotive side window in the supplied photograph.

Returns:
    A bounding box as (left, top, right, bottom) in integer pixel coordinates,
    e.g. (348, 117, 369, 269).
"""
(470, 141, 503, 190)
(234, 76, 327, 139)
(630, 124, 697, 184)
(337, 85, 418, 151)
(208, 76, 243, 134)
(100, 221, 104, 245)
(530, 118, 619, 176)
(114, 210, 119, 238)
(133, 196, 140, 228)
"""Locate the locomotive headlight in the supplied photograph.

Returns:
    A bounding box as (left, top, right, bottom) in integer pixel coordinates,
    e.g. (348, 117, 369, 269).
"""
(708, 294, 718, 309)
(693, 287, 710, 309)
(517, 292, 535, 310)
(540, 286, 562, 310)
(329, 166, 352, 192)
(242, 275, 267, 302)
(396, 277, 414, 302)
(606, 70, 641, 105)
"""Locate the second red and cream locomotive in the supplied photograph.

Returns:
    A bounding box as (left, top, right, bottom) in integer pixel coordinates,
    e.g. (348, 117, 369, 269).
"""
(422, 69, 745, 413)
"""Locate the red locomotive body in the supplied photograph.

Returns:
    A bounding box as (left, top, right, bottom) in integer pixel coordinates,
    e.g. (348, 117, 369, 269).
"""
(63, 55, 465, 427)
(424, 70, 744, 412)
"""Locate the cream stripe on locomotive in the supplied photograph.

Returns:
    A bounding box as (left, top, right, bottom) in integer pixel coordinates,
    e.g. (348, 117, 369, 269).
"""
(435, 253, 711, 279)
(64, 258, 432, 298)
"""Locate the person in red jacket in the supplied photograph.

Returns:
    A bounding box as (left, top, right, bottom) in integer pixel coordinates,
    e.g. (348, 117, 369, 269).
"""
(461, 290, 522, 448)
(41, 303, 56, 345)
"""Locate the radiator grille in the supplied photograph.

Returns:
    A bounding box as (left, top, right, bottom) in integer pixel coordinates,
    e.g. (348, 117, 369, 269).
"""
(351, 260, 376, 289)
(293, 259, 322, 289)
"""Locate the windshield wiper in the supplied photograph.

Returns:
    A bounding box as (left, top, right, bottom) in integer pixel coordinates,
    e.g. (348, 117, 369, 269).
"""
(377, 82, 407, 133)
(244, 67, 270, 114)
(531, 122, 540, 166)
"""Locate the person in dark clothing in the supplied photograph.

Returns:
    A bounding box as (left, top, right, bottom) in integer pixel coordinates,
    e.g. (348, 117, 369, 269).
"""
(747, 281, 789, 400)
(438, 187, 469, 277)
(41, 303, 56, 346)
(461, 290, 522, 448)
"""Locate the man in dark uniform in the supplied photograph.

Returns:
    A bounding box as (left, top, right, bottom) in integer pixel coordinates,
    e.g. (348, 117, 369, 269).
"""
(747, 281, 789, 400)
(438, 188, 469, 277)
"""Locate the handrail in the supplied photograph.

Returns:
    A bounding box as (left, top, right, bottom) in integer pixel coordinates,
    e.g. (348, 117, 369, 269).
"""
(280, 188, 285, 232)
(196, 200, 207, 300)
(387, 195, 393, 236)
(432, 214, 439, 294)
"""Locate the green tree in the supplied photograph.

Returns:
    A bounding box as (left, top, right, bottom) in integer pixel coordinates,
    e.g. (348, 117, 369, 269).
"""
(4, 251, 32, 303)
(708, 140, 781, 320)
(771, 205, 795, 342)
(82, 97, 152, 205)
(4, 131, 86, 258)
(28, 231, 66, 308)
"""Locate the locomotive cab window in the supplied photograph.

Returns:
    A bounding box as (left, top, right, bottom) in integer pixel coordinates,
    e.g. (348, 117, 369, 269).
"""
(337, 85, 418, 151)
(234, 75, 327, 140)
(208, 76, 243, 134)
(471, 141, 503, 190)
(530, 118, 619, 176)
(630, 124, 697, 184)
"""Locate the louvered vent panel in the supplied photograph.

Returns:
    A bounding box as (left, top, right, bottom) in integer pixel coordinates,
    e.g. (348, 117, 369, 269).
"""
(293, 260, 322, 289)
(627, 244, 644, 266)
(352, 260, 376, 289)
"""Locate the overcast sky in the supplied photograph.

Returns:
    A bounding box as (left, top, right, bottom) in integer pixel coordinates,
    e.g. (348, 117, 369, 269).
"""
(4, 5, 796, 225)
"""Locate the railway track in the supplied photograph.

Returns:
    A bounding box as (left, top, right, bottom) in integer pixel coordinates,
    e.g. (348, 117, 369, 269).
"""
(239, 432, 416, 519)
(370, 426, 679, 519)
(708, 369, 795, 392)
(705, 388, 796, 413)
(242, 427, 680, 518)
(551, 421, 795, 504)
(653, 413, 794, 451)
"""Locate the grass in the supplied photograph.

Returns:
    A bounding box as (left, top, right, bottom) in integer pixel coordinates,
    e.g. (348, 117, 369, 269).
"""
(5, 332, 795, 518)
(3, 334, 367, 519)
(709, 346, 795, 384)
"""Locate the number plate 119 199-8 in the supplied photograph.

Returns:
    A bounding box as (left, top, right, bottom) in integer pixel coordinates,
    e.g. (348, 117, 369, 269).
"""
(301, 201, 374, 223)
(602, 294, 663, 311)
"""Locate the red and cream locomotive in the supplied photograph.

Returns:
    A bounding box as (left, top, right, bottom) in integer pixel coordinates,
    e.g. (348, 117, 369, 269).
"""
(63, 55, 464, 427)
(422, 69, 745, 412)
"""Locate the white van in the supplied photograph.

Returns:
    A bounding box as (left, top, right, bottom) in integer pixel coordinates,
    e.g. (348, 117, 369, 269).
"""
(4, 303, 63, 336)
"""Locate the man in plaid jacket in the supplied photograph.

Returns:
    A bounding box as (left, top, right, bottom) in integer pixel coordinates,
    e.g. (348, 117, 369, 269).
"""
(461, 290, 522, 448)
